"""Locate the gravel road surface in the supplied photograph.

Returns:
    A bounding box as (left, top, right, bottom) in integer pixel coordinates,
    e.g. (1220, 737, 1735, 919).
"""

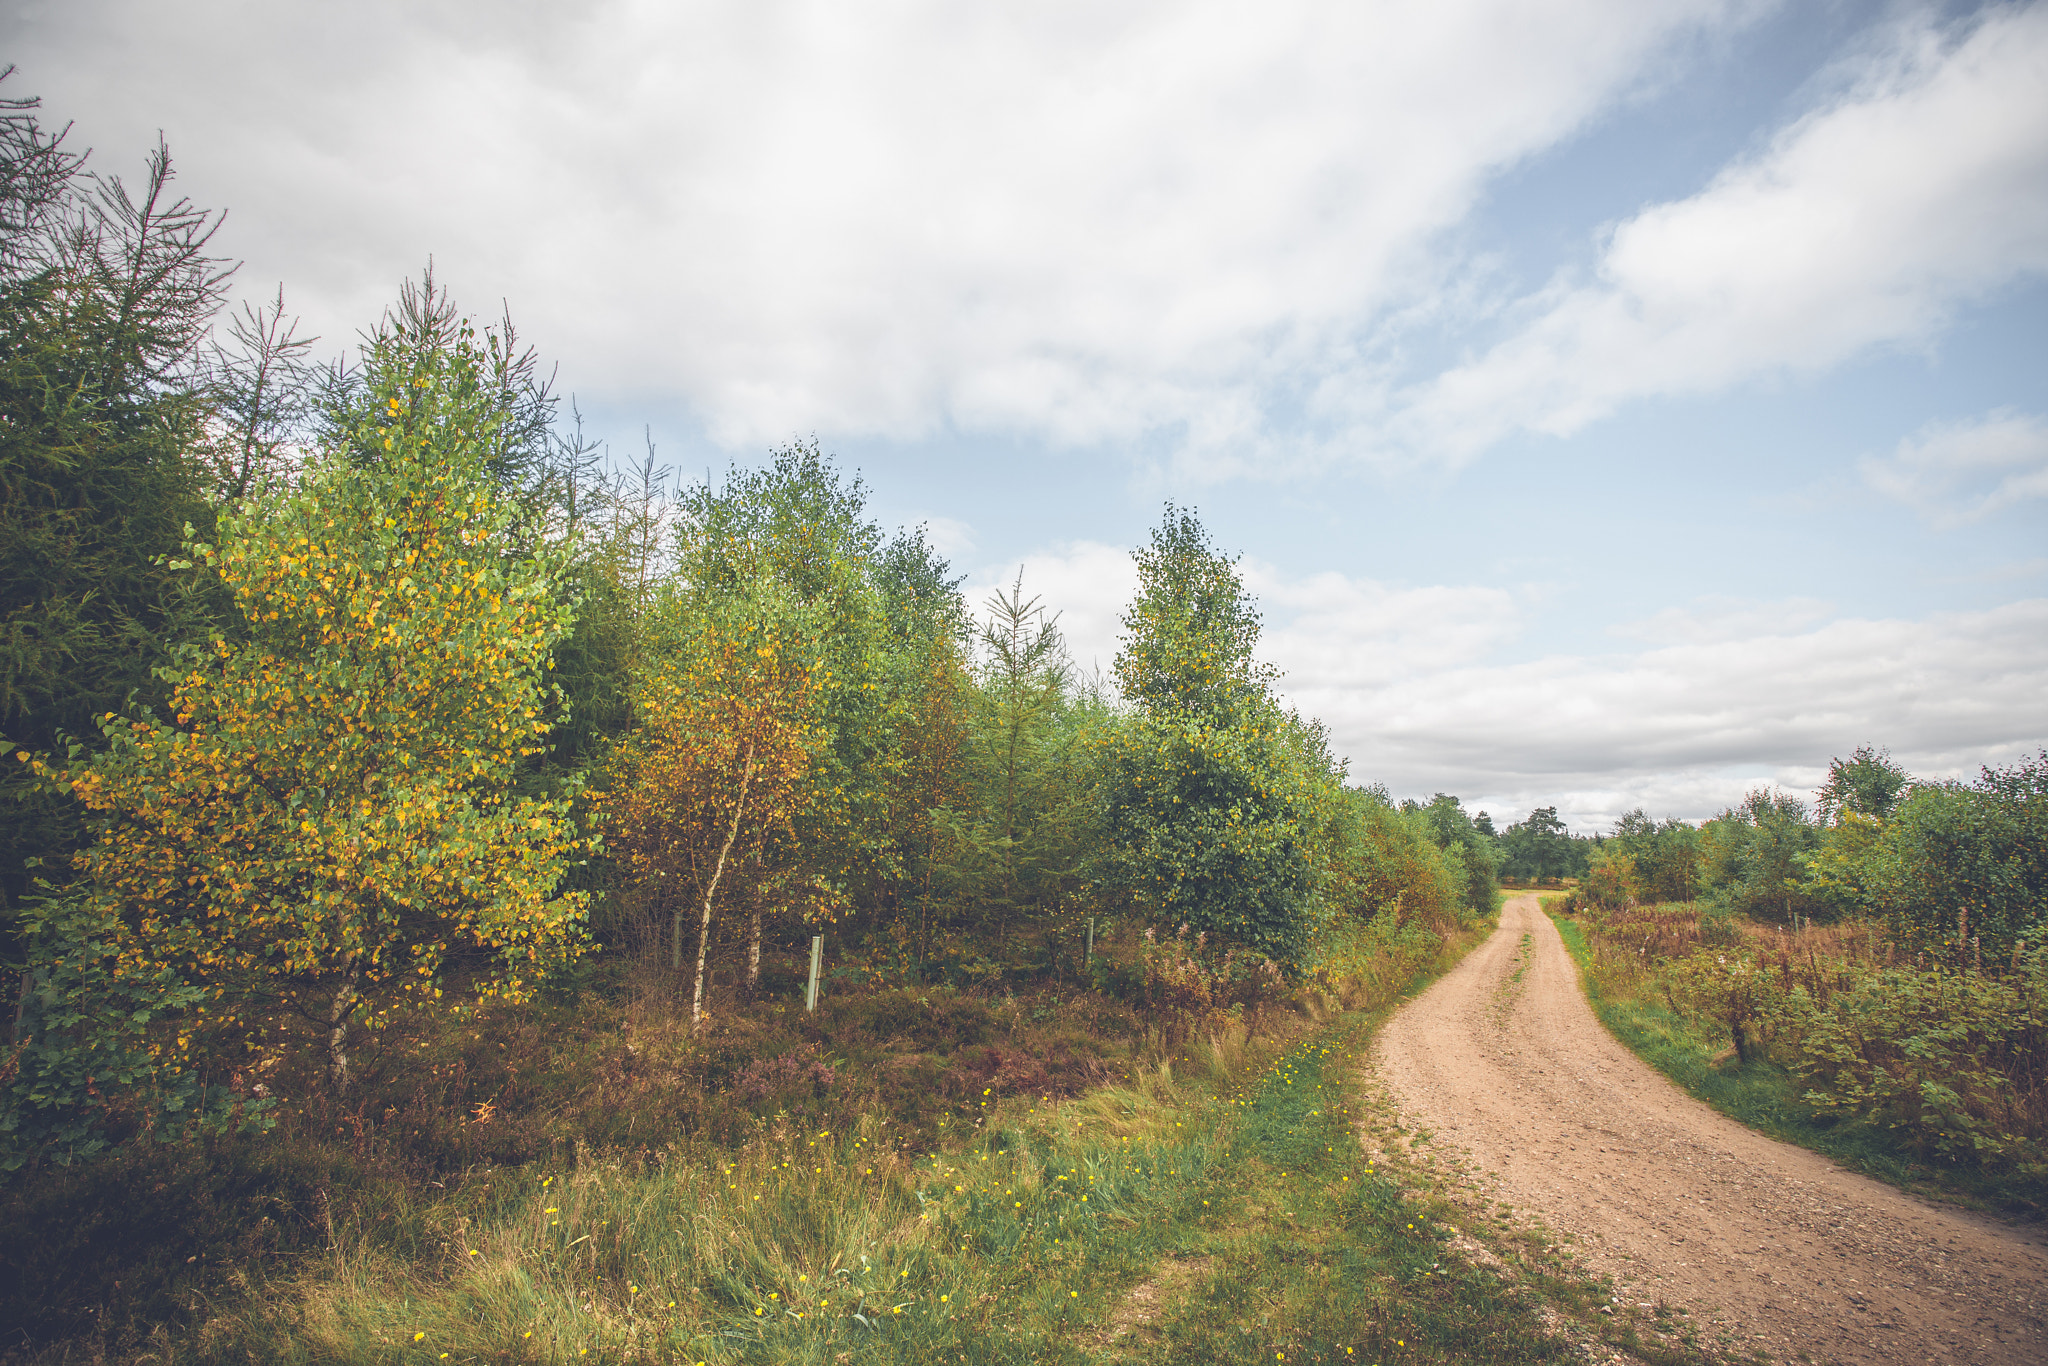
(1373, 894, 2048, 1364)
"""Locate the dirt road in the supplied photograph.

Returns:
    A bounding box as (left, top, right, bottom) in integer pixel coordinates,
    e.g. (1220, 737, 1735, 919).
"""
(1373, 895, 2048, 1364)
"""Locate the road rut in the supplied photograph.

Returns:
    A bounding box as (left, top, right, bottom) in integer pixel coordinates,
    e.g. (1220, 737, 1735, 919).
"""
(1373, 895, 2048, 1364)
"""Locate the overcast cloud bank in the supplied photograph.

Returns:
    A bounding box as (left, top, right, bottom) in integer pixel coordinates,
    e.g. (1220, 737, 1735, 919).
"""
(10, 0, 1756, 465)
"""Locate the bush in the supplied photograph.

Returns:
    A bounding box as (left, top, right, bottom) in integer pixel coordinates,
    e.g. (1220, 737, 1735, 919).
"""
(1561, 847, 1637, 914)
(1868, 759, 2048, 959)
(1599, 906, 2048, 1175)
(1790, 952, 2048, 1169)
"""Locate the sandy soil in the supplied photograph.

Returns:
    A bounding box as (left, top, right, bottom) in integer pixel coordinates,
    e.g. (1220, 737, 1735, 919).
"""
(1373, 895, 2048, 1364)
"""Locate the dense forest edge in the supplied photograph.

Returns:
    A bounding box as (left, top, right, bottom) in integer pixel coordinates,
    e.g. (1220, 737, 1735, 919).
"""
(1, 71, 2043, 1364)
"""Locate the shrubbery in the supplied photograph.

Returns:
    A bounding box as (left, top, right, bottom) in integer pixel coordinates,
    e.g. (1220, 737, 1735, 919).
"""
(1570, 901, 2048, 1180)
(1550, 748, 2048, 1197)
(1862, 757, 2048, 957)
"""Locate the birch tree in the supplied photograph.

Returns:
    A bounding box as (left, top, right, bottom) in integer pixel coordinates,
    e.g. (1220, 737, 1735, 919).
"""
(603, 584, 840, 1023)
(25, 317, 593, 1088)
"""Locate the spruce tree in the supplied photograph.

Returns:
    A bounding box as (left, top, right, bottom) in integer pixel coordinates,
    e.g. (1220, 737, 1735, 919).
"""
(0, 111, 230, 932)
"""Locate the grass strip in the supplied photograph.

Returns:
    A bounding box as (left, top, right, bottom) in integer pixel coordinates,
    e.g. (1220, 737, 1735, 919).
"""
(188, 1085, 1231, 1364)
(1112, 1018, 1596, 1365)
(196, 1028, 1553, 1365)
(34, 915, 1674, 1364)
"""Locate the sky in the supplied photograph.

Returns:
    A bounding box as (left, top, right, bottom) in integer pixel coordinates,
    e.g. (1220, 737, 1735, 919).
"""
(5, 0, 2044, 830)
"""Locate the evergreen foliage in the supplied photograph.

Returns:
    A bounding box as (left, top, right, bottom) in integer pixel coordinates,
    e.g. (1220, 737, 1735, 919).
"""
(0, 67, 81, 274)
(0, 133, 229, 927)
(1099, 507, 1339, 967)
(936, 574, 1095, 959)
(1492, 805, 1594, 883)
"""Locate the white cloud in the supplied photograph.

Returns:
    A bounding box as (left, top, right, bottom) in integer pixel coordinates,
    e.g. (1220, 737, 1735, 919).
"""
(1861, 408, 2048, 526)
(1405, 3, 2048, 459)
(1250, 565, 1527, 686)
(904, 515, 977, 560)
(1301, 599, 2048, 829)
(962, 541, 1138, 681)
(6, 0, 1744, 464)
(1611, 596, 1833, 645)
(965, 545, 1532, 694)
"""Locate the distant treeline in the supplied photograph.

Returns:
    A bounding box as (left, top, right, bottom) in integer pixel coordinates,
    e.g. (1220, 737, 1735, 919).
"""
(1464, 744, 2047, 967)
(1467, 803, 1598, 884)
(1561, 746, 2046, 963)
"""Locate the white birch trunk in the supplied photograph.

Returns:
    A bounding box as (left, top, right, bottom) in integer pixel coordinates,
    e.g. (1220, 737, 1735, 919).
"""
(692, 742, 756, 1028)
(747, 908, 762, 995)
(326, 964, 360, 1089)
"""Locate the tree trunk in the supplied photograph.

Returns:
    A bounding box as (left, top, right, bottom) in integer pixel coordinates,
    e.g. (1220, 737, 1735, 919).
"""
(918, 836, 933, 980)
(747, 907, 763, 997)
(11, 969, 29, 1047)
(692, 742, 755, 1029)
(326, 966, 361, 1089)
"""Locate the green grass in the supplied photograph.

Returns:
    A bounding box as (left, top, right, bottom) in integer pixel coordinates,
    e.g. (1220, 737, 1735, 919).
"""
(10, 912, 1687, 1365)
(174, 1022, 1635, 1365)
(0, 978, 1149, 1355)
(1549, 915, 2042, 1216)
(1099, 1020, 1604, 1365)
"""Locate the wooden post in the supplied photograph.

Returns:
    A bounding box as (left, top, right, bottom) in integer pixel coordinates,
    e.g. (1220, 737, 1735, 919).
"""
(806, 935, 824, 1012)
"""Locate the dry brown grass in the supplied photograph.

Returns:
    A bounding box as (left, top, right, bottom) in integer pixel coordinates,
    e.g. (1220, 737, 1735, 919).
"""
(1573, 901, 1901, 1000)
